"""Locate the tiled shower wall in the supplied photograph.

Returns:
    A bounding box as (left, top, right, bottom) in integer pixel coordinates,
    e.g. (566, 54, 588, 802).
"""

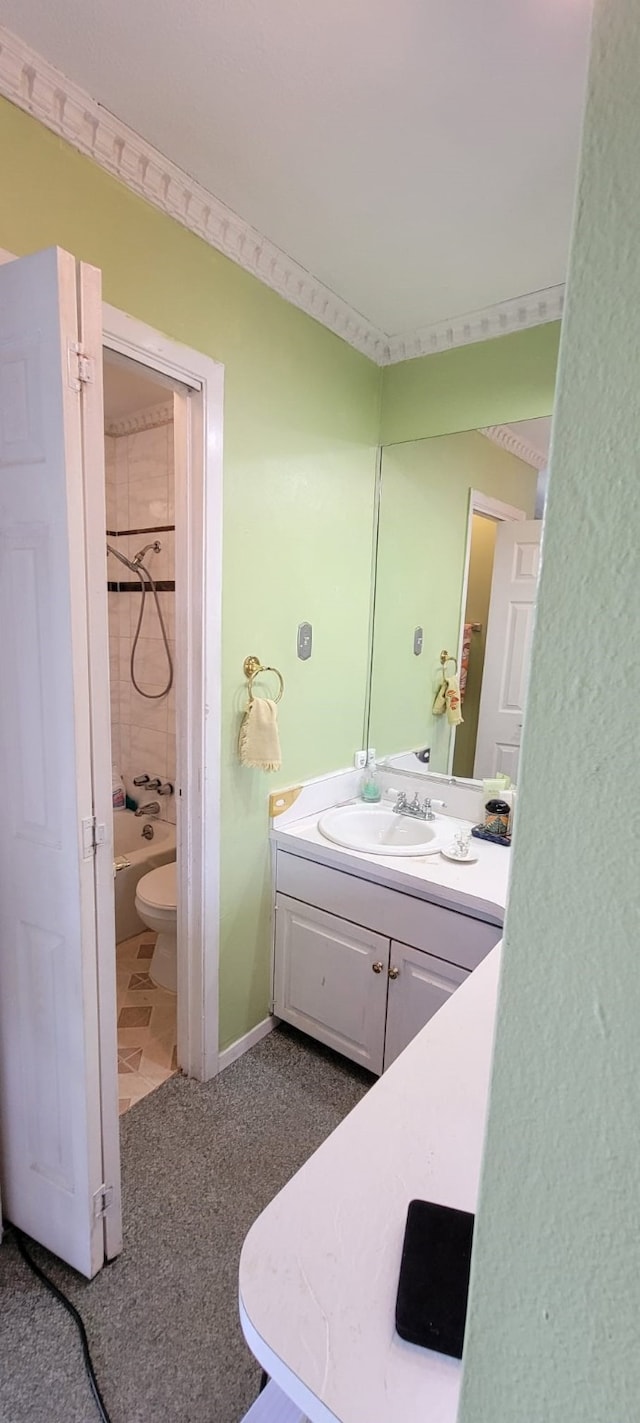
(105, 414, 176, 824)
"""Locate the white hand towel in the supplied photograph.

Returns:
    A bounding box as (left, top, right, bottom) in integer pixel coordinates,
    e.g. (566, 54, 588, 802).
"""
(238, 697, 282, 772)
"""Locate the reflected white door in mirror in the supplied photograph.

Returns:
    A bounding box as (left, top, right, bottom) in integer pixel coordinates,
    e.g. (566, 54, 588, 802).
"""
(367, 417, 551, 792)
(473, 519, 541, 780)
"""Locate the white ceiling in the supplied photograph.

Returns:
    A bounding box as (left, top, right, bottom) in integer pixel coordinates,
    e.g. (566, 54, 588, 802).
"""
(506, 417, 552, 462)
(103, 357, 166, 421)
(0, 2, 591, 343)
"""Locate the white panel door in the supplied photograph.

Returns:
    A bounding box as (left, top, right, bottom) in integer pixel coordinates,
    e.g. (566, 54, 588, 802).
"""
(0, 247, 118, 1278)
(474, 519, 542, 781)
(383, 943, 468, 1070)
(274, 895, 389, 1073)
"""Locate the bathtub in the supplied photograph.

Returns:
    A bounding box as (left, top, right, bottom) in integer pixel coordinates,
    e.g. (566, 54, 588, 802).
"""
(113, 810, 176, 943)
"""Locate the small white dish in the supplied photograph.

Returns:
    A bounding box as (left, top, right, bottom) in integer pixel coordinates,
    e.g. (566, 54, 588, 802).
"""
(441, 845, 479, 864)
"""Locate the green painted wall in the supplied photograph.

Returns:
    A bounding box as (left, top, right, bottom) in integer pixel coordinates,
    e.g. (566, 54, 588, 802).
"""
(452, 514, 497, 779)
(369, 432, 536, 769)
(459, 2, 640, 1417)
(381, 323, 561, 445)
(0, 95, 381, 1050)
(0, 93, 562, 1055)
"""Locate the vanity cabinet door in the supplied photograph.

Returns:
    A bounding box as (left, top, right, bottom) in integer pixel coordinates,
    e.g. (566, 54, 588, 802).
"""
(383, 943, 468, 1071)
(274, 895, 390, 1074)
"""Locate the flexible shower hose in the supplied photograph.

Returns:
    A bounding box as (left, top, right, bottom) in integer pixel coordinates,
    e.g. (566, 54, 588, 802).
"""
(129, 560, 174, 699)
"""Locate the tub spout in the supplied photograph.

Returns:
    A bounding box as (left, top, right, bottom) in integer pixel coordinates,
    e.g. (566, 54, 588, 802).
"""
(135, 801, 160, 817)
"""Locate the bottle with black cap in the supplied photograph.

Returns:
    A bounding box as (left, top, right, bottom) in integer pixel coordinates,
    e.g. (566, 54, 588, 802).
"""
(484, 798, 511, 838)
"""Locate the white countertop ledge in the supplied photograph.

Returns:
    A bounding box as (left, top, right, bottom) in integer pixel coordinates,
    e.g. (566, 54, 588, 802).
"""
(271, 811, 509, 925)
(239, 944, 502, 1423)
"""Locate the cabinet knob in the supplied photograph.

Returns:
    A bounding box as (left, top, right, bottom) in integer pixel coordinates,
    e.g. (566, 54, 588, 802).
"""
(372, 961, 384, 974)
(388, 965, 400, 980)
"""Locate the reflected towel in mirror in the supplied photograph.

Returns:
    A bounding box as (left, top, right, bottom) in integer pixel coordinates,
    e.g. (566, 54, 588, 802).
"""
(445, 673, 463, 726)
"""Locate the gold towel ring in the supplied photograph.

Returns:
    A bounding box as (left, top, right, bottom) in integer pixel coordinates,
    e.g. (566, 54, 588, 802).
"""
(243, 655, 285, 704)
(440, 649, 458, 676)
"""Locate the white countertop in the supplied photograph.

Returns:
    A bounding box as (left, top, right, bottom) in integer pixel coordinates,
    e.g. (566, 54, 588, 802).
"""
(271, 810, 510, 925)
(239, 944, 502, 1423)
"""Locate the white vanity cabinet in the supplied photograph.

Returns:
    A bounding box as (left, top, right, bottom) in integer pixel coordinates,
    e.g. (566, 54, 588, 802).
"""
(273, 850, 502, 1075)
(274, 897, 389, 1073)
(383, 944, 467, 1070)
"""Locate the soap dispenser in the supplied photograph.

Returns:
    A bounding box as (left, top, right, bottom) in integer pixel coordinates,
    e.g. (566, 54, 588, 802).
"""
(359, 753, 382, 803)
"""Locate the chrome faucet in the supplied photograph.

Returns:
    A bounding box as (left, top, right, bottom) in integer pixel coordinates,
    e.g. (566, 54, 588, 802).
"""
(135, 800, 161, 818)
(393, 791, 446, 821)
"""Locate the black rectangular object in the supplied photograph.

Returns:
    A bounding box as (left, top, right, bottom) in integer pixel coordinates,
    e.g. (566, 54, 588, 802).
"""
(395, 1199, 474, 1358)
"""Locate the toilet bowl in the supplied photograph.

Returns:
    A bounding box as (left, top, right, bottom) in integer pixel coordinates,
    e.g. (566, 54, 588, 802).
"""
(135, 861, 177, 993)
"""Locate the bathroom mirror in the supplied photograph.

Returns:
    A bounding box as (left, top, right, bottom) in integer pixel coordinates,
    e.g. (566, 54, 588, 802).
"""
(365, 417, 552, 786)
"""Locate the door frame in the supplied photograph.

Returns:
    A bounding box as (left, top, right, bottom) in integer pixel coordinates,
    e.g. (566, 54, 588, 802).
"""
(0, 246, 223, 1088)
(102, 304, 223, 1084)
(448, 491, 526, 777)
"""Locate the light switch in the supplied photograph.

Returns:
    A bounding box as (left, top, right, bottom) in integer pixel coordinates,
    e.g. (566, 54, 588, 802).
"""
(297, 622, 312, 660)
(413, 626, 423, 656)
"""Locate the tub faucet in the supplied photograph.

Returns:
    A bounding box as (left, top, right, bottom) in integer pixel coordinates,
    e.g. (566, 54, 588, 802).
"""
(135, 801, 160, 818)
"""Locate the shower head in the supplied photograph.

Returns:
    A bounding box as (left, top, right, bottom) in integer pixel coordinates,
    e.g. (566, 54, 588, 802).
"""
(132, 541, 161, 567)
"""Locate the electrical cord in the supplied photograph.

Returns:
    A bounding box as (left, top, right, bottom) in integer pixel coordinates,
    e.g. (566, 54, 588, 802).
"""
(9, 1224, 113, 1423)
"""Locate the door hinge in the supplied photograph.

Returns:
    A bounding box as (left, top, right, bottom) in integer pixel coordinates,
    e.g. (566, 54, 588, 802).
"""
(68, 341, 95, 391)
(93, 1183, 114, 1221)
(82, 816, 106, 859)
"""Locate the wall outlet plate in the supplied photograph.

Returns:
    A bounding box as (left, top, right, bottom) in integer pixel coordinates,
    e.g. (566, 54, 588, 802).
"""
(354, 750, 367, 770)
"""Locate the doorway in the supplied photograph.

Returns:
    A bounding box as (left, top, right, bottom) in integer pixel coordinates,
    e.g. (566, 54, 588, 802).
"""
(103, 353, 184, 1114)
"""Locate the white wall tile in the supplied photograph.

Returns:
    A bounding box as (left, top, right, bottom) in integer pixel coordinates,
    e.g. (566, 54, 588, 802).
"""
(115, 438, 129, 486)
(105, 483, 118, 530)
(118, 680, 131, 727)
(133, 593, 164, 640)
(129, 684, 169, 735)
(127, 425, 168, 478)
(128, 636, 172, 691)
(156, 591, 175, 640)
(129, 475, 169, 529)
(119, 722, 130, 768)
(130, 725, 169, 782)
(116, 484, 130, 530)
(118, 636, 132, 682)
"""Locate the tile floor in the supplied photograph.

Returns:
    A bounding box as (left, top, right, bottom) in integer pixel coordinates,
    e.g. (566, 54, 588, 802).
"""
(116, 931, 177, 1115)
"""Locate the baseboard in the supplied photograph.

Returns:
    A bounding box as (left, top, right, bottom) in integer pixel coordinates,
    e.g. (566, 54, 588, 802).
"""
(218, 1015, 279, 1074)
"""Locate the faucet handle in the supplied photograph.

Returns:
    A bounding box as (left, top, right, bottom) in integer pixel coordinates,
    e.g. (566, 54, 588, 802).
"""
(422, 796, 446, 819)
(158, 782, 174, 795)
(133, 773, 149, 786)
(395, 791, 407, 810)
(147, 777, 162, 791)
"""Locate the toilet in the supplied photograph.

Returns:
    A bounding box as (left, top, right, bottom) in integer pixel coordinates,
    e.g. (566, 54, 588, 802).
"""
(135, 861, 177, 993)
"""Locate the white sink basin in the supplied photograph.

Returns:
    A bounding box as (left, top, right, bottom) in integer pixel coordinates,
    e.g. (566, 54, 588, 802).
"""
(317, 804, 445, 857)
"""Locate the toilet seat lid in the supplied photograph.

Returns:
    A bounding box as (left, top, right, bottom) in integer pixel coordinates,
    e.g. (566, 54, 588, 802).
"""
(136, 861, 176, 911)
